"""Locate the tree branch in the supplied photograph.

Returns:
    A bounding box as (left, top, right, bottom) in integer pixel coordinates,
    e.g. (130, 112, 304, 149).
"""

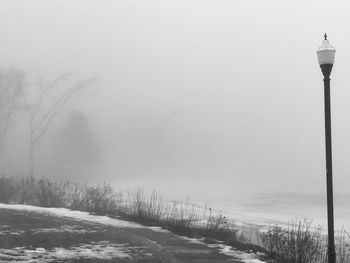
(33, 79, 96, 144)
(32, 72, 72, 119)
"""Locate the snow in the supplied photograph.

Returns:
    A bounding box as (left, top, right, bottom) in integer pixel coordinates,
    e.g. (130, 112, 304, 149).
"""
(178, 235, 266, 262)
(32, 224, 97, 234)
(0, 230, 24, 236)
(147, 226, 170, 233)
(179, 236, 206, 244)
(0, 241, 131, 262)
(0, 203, 143, 228)
(207, 243, 266, 263)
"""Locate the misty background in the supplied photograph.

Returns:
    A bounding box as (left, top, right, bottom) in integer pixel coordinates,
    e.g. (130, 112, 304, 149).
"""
(1, 0, 350, 204)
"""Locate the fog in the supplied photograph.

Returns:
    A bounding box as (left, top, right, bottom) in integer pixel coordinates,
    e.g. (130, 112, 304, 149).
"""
(1, 0, 350, 201)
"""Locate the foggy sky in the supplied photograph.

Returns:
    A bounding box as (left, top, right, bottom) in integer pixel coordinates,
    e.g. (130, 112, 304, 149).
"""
(1, 0, 350, 200)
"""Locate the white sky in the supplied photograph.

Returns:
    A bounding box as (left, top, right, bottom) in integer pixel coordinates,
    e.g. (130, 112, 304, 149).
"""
(1, 0, 350, 199)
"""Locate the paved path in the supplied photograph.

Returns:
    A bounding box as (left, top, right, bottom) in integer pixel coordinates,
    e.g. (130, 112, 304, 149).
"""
(0, 206, 246, 262)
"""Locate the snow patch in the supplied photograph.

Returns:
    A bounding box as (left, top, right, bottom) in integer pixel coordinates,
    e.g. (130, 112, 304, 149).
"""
(208, 243, 266, 263)
(147, 226, 170, 233)
(0, 203, 143, 228)
(180, 236, 266, 263)
(32, 224, 97, 234)
(0, 231, 24, 236)
(0, 241, 131, 262)
(0, 225, 25, 236)
(180, 236, 206, 244)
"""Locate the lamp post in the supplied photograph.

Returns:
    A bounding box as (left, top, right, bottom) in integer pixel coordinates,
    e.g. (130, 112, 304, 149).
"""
(317, 33, 336, 263)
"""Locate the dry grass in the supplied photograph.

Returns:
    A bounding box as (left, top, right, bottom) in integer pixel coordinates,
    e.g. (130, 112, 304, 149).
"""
(259, 219, 350, 263)
(0, 175, 237, 246)
(260, 220, 324, 262)
(336, 228, 350, 263)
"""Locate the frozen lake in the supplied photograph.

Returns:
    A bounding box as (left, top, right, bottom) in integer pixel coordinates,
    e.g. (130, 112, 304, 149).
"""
(200, 193, 350, 231)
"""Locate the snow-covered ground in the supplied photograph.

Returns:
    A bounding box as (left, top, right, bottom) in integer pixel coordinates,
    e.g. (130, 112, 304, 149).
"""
(0, 203, 266, 263)
(0, 203, 145, 228)
(31, 224, 98, 234)
(178, 236, 265, 263)
(0, 241, 132, 262)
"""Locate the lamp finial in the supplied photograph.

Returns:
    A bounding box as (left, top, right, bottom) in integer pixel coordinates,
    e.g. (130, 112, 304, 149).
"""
(324, 33, 328, 40)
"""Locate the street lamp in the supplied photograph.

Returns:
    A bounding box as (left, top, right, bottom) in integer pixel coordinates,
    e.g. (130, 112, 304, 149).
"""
(317, 33, 336, 263)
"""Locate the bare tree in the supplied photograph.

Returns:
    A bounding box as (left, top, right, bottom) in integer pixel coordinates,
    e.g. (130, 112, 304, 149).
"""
(19, 73, 95, 174)
(0, 69, 25, 153)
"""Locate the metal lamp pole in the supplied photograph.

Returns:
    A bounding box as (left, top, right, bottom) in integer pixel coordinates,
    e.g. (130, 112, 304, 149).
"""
(317, 33, 336, 263)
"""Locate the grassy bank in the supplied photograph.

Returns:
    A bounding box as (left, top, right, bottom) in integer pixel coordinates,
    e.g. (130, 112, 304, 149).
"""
(0, 175, 349, 263)
(0, 175, 244, 251)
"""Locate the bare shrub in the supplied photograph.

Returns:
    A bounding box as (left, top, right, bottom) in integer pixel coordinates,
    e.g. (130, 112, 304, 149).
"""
(146, 190, 164, 221)
(337, 228, 350, 263)
(16, 176, 38, 204)
(261, 225, 285, 258)
(0, 175, 14, 203)
(261, 220, 324, 263)
(84, 184, 117, 214)
(65, 183, 89, 210)
(36, 177, 67, 207)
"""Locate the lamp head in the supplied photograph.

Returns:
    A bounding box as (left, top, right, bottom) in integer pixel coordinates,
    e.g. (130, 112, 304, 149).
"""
(317, 33, 336, 65)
